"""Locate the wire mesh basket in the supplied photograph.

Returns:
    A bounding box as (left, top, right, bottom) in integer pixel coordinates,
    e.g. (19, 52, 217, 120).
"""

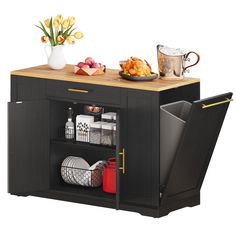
(61, 160, 105, 187)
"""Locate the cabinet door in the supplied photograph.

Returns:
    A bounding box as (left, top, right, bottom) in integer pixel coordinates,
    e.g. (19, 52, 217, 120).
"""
(118, 90, 159, 208)
(8, 100, 50, 194)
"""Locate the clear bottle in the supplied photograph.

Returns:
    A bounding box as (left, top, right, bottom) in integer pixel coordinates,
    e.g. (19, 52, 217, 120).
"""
(65, 107, 74, 140)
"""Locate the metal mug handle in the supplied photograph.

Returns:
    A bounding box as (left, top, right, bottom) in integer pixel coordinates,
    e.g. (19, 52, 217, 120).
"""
(183, 51, 200, 72)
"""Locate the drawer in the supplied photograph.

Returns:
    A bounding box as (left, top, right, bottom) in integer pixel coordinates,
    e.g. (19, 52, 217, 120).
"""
(46, 80, 121, 105)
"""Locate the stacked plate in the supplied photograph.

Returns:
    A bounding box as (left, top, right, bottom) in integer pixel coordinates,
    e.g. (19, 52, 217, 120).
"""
(61, 156, 105, 187)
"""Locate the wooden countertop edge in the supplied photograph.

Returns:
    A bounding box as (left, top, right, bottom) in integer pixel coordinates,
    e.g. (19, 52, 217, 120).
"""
(11, 67, 200, 92)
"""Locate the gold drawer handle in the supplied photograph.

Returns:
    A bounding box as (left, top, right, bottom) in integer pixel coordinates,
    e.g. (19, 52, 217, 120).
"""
(119, 148, 125, 174)
(202, 98, 233, 109)
(68, 88, 89, 93)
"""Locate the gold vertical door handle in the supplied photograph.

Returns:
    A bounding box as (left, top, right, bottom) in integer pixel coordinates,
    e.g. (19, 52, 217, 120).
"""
(119, 148, 125, 174)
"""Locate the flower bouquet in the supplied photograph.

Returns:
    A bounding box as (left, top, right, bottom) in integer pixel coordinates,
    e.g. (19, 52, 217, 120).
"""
(35, 15, 83, 69)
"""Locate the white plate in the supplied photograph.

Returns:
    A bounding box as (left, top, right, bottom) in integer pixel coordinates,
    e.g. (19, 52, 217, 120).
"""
(72, 157, 90, 186)
(61, 157, 71, 184)
(67, 157, 76, 184)
(61, 156, 91, 186)
(70, 156, 84, 185)
(65, 156, 73, 184)
(61, 166, 68, 183)
(89, 160, 104, 170)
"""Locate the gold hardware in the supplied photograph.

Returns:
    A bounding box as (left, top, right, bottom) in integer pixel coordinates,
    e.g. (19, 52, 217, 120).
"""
(68, 88, 89, 93)
(202, 98, 233, 109)
(119, 148, 125, 174)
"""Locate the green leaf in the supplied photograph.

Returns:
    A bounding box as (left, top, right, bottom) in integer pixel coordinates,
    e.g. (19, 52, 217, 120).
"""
(38, 21, 55, 46)
(68, 27, 76, 36)
(62, 25, 73, 38)
(35, 25, 43, 31)
(49, 17, 56, 46)
(39, 21, 50, 38)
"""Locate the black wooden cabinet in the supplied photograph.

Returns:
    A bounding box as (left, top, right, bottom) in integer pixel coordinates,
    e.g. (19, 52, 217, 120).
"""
(8, 70, 232, 217)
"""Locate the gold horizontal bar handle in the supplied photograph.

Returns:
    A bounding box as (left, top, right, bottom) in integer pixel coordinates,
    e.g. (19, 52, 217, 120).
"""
(119, 148, 125, 174)
(68, 88, 89, 93)
(202, 98, 233, 109)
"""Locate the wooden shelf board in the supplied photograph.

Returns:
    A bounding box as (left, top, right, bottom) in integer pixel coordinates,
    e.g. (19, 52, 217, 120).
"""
(51, 184, 116, 203)
(51, 138, 116, 152)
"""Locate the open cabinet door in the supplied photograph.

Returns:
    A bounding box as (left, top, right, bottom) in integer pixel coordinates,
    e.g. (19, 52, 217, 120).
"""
(8, 100, 50, 195)
(161, 92, 233, 206)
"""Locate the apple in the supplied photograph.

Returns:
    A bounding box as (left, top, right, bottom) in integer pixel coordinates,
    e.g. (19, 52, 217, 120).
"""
(91, 63, 100, 68)
(81, 64, 90, 69)
(77, 62, 85, 68)
(85, 57, 95, 66)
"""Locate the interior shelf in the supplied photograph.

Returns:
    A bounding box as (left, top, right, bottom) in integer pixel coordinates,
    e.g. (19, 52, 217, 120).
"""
(51, 138, 116, 152)
(51, 183, 116, 203)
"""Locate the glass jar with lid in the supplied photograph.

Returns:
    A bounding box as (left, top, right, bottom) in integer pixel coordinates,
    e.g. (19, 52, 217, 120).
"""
(101, 113, 114, 123)
(101, 123, 113, 146)
(106, 112, 117, 123)
(89, 122, 102, 145)
(113, 124, 116, 146)
(113, 114, 116, 123)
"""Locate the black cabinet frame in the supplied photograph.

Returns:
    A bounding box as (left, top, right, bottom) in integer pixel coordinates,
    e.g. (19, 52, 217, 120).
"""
(8, 76, 232, 217)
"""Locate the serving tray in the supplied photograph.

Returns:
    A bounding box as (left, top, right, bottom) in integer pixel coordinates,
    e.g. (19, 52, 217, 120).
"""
(119, 71, 158, 81)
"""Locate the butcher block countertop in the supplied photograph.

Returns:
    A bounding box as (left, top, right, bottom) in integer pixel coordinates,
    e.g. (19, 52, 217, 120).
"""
(11, 64, 200, 92)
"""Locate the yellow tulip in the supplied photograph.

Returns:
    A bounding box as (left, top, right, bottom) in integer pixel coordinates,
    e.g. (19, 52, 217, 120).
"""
(68, 16, 76, 26)
(55, 14, 63, 24)
(53, 18, 60, 29)
(66, 36, 75, 45)
(57, 35, 65, 44)
(74, 31, 83, 39)
(44, 18, 50, 28)
(41, 35, 48, 43)
(62, 19, 69, 29)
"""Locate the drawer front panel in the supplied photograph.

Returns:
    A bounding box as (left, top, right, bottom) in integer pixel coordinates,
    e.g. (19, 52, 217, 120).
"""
(46, 80, 121, 105)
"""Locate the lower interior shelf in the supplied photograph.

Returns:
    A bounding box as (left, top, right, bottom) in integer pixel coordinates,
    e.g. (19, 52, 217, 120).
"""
(51, 138, 116, 152)
(51, 183, 116, 202)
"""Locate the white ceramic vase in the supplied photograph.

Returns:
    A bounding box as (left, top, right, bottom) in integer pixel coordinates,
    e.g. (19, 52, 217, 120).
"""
(44, 45, 66, 70)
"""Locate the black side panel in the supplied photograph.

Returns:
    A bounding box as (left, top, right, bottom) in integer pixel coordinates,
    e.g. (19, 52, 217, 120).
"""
(11, 76, 17, 102)
(161, 92, 233, 204)
(12, 75, 46, 101)
(8, 100, 50, 194)
(159, 83, 200, 105)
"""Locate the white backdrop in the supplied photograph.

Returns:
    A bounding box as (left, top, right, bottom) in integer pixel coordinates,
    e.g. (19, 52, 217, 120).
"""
(0, 0, 236, 235)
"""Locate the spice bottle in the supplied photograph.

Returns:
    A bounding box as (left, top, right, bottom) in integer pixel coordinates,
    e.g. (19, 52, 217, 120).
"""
(65, 107, 74, 140)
